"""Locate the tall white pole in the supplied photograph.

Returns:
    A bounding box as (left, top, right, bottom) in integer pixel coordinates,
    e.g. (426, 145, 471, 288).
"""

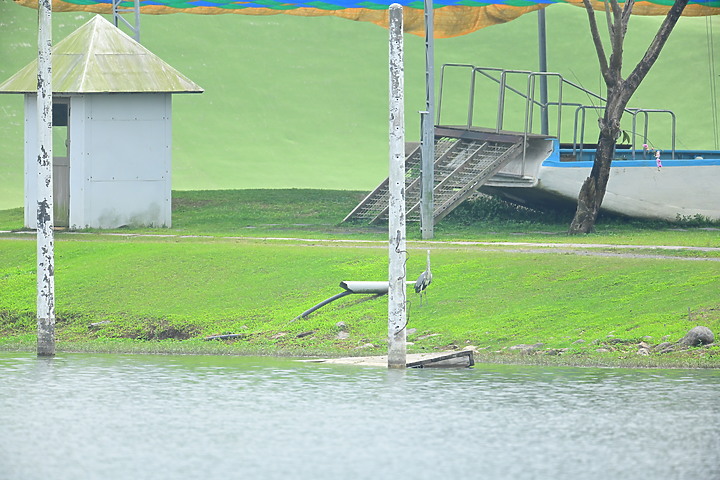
(420, 0, 435, 240)
(387, 3, 407, 369)
(37, 0, 56, 356)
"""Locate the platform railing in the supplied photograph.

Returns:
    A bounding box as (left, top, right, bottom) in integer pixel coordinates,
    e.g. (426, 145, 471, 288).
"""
(437, 64, 677, 160)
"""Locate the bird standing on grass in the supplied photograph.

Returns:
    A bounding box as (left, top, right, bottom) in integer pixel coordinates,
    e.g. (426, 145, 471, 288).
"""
(414, 250, 432, 304)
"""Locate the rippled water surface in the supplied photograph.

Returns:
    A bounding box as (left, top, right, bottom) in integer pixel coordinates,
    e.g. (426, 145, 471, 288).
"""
(1, 352, 719, 479)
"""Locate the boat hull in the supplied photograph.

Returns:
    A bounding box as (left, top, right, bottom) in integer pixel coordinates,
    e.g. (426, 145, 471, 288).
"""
(482, 143, 720, 221)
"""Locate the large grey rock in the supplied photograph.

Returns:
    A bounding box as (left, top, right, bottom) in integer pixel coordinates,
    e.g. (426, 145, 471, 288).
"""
(679, 326, 715, 346)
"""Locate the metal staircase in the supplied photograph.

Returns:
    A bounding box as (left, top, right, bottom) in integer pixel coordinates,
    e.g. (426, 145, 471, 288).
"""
(343, 127, 524, 224)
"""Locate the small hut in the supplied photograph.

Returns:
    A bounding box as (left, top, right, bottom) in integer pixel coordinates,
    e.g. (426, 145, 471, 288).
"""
(0, 15, 203, 229)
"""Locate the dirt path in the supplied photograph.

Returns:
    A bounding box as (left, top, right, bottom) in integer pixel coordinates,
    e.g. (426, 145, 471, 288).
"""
(3, 229, 720, 261)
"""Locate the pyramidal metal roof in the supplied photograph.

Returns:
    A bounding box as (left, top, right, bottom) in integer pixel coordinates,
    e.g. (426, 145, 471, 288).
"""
(0, 15, 203, 94)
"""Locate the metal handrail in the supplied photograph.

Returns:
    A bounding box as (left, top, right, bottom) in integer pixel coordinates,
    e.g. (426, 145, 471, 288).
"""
(573, 106, 677, 159)
(437, 63, 476, 127)
(522, 72, 563, 172)
(629, 109, 676, 159)
(573, 105, 606, 155)
(437, 64, 678, 159)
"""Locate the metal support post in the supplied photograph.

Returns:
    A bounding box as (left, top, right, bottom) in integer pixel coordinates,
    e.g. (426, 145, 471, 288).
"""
(37, 0, 56, 356)
(112, 0, 141, 42)
(538, 8, 549, 135)
(388, 3, 407, 369)
(420, 0, 435, 239)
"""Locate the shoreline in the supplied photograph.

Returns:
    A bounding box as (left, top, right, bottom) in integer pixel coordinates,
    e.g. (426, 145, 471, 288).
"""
(2, 337, 718, 369)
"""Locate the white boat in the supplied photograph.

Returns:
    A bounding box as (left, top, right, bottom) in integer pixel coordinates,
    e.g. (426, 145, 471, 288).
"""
(438, 65, 720, 222)
(481, 139, 720, 221)
(345, 65, 720, 225)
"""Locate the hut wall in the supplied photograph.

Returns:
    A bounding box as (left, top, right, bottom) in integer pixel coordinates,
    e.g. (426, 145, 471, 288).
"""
(24, 93, 172, 229)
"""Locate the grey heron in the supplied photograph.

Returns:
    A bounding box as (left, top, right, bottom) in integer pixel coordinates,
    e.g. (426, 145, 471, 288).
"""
(414, 250, 432, 303)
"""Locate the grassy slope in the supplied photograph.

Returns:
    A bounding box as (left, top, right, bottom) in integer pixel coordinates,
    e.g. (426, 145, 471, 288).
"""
(1, 190, 719, 365)
(2, 233, 718, 363)
(3, 188, 720, 244)
(1, 1, 718, 209)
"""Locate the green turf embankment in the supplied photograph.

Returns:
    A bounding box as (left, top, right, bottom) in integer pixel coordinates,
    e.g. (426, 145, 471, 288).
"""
(2, 190, 719, 366)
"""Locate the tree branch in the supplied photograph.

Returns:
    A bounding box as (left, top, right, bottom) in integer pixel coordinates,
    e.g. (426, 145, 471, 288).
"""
(621, 0, 636, 30)
(583, 0, 611, 81)
(603, 0, 614, 37)
(608, 0, 625, 78)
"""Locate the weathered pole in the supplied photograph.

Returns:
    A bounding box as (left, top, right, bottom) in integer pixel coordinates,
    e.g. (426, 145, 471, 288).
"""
(538, 8, 549, 135)
(36, 0, 56, 356)
(387, 3, 407, 369)
(420, 0, 435, 240)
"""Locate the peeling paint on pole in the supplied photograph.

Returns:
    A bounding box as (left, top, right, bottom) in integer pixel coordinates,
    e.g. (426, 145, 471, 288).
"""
(388, 3, 406, 369)
(36, 0, 56, 356)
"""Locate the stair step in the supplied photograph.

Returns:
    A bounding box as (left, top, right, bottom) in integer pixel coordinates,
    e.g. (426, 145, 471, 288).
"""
(343, 128, 524, 224)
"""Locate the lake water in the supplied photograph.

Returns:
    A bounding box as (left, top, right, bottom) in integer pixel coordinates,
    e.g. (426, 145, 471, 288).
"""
(1, 352, 719, 480)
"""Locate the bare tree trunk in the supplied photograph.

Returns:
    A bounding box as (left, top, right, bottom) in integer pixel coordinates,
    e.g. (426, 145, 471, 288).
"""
(568, 0, 691, 234)
(568, 93, 628, 233)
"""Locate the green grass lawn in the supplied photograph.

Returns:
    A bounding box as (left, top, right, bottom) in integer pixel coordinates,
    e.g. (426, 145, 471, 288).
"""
(3, 188, 720, 244)
(179, 189, 720, 247)
(1, 189, 719, 366)
(1, 0, 719, 367)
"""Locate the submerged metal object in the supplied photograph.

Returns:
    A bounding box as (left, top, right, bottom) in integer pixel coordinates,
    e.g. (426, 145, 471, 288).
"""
(305, 350, 474, 368)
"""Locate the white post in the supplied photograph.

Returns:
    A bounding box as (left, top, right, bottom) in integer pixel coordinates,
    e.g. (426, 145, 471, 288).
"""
(36, 0, 56, 356)
(420, 0, 435, 240)
(388, 3, 406, 369)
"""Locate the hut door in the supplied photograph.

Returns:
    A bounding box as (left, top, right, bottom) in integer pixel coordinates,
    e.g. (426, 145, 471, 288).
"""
(52, 100, 70, 227)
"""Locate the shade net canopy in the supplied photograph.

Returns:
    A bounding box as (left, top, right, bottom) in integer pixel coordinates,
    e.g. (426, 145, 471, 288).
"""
(13, 0, 720, 37)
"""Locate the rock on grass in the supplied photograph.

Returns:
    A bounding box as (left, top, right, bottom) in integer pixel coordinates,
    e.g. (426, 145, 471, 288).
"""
(679, 326, 715, 347)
